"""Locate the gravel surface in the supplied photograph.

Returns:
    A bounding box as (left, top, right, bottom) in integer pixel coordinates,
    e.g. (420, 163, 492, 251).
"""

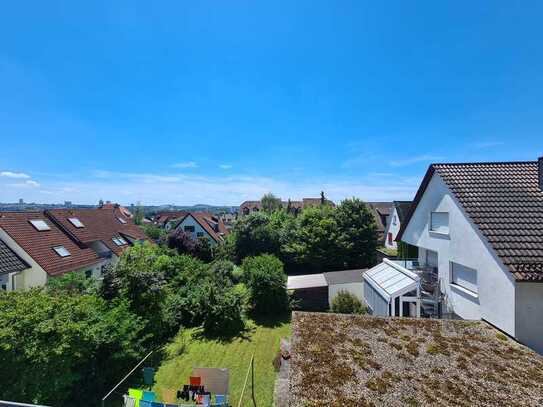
(289, 312, 543, 407)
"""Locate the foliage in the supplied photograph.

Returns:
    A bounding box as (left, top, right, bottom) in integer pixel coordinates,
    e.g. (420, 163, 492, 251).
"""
(134, 205, 145, 225)
(141, 223, 167, 241)
(261, 192, 283, 213)
(398, 241, 419, 259)
(330, 290, 367, 314)
(0, 289, 146, 407)
(335, 198, 378, 268)
(46, 271, 99, 295)
(230, 212, 282, 262)
(166, 229, 213, 262)
(241, 254, 289, 315)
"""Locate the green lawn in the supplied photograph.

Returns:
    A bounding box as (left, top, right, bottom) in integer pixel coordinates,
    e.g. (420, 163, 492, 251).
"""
(153, 316, 291, 406)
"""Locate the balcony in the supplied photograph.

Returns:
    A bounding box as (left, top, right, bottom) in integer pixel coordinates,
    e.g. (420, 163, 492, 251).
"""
(393, 259, 441, 318)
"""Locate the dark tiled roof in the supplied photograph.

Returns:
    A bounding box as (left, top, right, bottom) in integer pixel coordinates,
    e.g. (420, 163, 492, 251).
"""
(46, 206, 148, 257)
(0, 239, 29, 274)
(367, 202, 392, 233)
(0, 212, 101, 276)
(394, 201, 412, 223)
(398, 161, 543, 281)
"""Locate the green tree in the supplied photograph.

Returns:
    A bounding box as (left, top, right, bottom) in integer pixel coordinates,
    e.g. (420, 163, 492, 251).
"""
(335, 198, 378, 268)
(46, 271, 99, 295)
(285, 205, 342, 272)
(230, 212, 282, 261)
(141, 223, 166, 241)
(241, 254, 289, 315)
(260, 192, 283, 213)
(0, 290, 146, 406)
(331, 291, 367, 314)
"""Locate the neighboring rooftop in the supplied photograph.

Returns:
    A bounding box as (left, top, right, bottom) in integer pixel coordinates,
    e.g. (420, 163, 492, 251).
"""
(0, 212, 100, 275)
(393, 201, 412, 224)
(177, 212, 229, 242)
(290, 312, 543, 406)
(0, 239, 29, 275)
(46, 206, 147, 256)
(367, 202, 392, 234)
(398, 160, 543, 281)
(323, 269, 366, 285)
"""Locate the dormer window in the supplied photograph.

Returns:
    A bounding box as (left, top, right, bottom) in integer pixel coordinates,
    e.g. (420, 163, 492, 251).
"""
(53, 246, 71, 257)
(117, 217, 127, 224)
(29, 219, 51, 231)
(112, 236, 128, 246)
(68, 217, 85, 228)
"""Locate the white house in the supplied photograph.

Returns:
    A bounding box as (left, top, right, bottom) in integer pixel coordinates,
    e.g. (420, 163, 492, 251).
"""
(383, 201, 412, 250)
(174, 212, 228, 246)
(396, 158, 543, 353)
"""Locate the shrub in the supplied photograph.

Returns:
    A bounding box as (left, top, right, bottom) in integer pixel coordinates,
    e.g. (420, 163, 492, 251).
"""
(47, 271, 99, 295)
(330, 291, 367, 314)
(241, 254, 289, 315)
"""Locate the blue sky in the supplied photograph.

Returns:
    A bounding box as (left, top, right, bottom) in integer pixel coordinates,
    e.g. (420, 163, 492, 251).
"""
(1, 1, 542, 205)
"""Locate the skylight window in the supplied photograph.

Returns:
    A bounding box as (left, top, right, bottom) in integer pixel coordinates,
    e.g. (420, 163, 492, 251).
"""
(68, 217, 85, 228)
(112, 237, 127, 246)
(117, 217, 127, 224)
(29, 219, 51, 231)
(53, 246, 71, 257)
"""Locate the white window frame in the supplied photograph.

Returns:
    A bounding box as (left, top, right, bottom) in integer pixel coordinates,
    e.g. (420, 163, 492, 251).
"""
(53, 245, 71, 257)
(29, 219, 51, 231)
(429, 212, 449, 235)
(450, 261, 478, 296)
(117, 217, 127, 224)
(68, 217, 85, 228)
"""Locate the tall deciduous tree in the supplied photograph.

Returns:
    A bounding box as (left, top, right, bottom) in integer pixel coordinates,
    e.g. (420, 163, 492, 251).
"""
(260, 192, 283, 213)
(335, 198, 378, 268)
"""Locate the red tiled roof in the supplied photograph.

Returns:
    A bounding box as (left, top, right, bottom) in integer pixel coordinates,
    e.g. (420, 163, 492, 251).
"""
(0, 212, 101, 276)
(46, 206, 147, 257)
(397, 161, 543, 281)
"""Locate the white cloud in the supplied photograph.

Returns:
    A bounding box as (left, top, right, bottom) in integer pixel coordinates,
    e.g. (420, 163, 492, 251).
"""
(389, 155, 445, 167)
(171, 161, 198, 169)
(219, 164, 233, 170)
(1, 171, 30, 179)
(1, 169, 420, 206)
(6, 180, 40, 188)
(25, 180, 40, 187)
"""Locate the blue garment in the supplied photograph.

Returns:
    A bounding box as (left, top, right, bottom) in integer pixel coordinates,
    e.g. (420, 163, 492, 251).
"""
(150, 402, 163, 407)
(142, 391, 155, 401)
(139, 401, 152, 407)
(215, 394, 227, 404)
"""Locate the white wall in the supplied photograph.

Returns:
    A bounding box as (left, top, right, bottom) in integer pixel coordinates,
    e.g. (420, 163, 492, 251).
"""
(515, 283, 543, 354)
(384, 207, 401, 249)
(328, 282, 364, 307)
(177, 215, 217, 246)
(401, 173, 517, 336)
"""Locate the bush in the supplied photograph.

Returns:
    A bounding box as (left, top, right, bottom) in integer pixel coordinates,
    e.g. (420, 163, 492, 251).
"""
(330, 291, 367, 314)
(0, 290, 146, 406)
(241, 254, 289, 315)
(47, 271, 99, 295)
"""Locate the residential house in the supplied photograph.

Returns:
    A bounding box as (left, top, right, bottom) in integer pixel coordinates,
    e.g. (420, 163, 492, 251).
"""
(367, 202, 392, 244)
(395, 158, 543, 353)
(383, 201, 412, 249)
(173, 212, 228, 245)
(0, 212, 104, 290)
(154, 211, 188, 230)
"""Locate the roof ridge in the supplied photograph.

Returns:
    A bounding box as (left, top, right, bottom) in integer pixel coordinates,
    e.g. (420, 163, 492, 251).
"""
(432, 160, 537, 167)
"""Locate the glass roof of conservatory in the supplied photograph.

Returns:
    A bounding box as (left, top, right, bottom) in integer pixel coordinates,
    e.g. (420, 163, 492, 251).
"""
(363, 259, 419, 302)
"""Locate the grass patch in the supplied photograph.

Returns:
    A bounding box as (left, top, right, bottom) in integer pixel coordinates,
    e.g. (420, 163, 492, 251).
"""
(153, 316, 290, 406)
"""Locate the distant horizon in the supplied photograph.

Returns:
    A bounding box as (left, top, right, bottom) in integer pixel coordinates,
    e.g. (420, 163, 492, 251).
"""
(2, 1, 542, 205)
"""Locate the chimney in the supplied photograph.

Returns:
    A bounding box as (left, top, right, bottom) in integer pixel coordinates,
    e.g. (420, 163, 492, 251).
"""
(539, 157, 543, 191)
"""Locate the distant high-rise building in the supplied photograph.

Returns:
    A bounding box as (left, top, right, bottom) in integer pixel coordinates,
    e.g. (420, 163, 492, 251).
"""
(18, 198, 23, 205)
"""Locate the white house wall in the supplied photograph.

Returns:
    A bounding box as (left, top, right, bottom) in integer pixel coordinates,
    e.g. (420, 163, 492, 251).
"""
(328, 282, 364, 307)
(515, 283, 543, 354)
(178, 216, 217, 246)
(401, 173, 517, 337)
(384, 207, 401, 250)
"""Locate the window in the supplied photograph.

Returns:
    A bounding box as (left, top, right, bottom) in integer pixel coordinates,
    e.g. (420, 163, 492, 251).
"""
(387, 233, 393, 245)
(112, 236, 127, 246)
(392, 215, 397, 226)
(117, 217, 127, 224)
(29, 219, 51, 231)
(53, 246, 71, 257)
(451, 262, 478, 294)
(197, 232, 204, 237)
(184, 225, 195, 233)
(85, 269, 92, 278)
(430, 212, 449, 234)
(68, 217, 85, 228)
